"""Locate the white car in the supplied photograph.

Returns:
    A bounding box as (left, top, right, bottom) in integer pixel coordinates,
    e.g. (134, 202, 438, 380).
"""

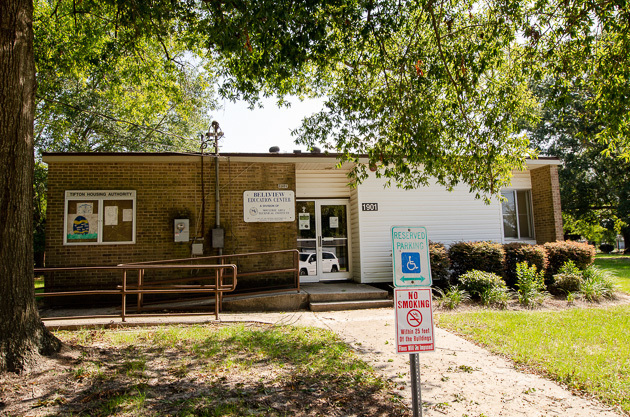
(299, 251, 340, 275)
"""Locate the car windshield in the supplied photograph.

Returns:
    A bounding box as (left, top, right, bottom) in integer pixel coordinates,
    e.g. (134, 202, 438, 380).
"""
(299, 253, 310, 262)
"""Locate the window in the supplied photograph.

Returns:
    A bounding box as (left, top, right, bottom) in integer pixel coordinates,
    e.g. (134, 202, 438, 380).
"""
(501, 190, 533, 239)
(64, 190, 136, 245)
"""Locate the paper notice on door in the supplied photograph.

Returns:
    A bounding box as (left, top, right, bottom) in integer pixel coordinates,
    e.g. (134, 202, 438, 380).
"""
(330, 216, 339, 228)
(299, 213, 310, 230)
(105, 206, 118, 226)
(77, 203, 93, 215)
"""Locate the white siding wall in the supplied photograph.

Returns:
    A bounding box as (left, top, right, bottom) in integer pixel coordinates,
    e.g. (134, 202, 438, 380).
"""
(296, 170, 351, 198)
(296, 167, 534, 284)
(507, 170, 532, 189)
(349, 187, 361, 282)
(356, 174, 504, 283)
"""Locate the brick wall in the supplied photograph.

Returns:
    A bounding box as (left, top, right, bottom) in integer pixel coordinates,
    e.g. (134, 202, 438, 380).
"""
(45, 157, 297, 294)
(530, 165, 563, 244)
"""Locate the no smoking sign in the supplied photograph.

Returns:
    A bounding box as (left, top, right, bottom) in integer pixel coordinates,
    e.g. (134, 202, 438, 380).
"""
(395, 288, 435, 353)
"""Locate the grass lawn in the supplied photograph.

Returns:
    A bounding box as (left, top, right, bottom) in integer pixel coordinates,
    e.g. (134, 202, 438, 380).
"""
(437, 306, 630, 414)
(595, 253, 630, 293)
(437, 255, 630, 414)
(0, 323, 407, 417)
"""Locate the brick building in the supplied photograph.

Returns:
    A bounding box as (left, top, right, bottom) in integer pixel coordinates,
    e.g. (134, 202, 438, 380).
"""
(42, 152, 562, 293)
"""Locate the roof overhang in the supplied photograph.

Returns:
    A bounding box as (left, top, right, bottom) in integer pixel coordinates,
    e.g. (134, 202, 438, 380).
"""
(41, 152, 561, 170)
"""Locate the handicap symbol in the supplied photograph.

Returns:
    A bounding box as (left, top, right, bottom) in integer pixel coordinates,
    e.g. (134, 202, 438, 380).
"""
(401, 252, 421, 274)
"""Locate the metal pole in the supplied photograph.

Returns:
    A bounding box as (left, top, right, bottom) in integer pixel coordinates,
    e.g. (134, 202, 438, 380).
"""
(212, 121, 222, 257)
(214, 268, 219, 320)
(122, 269, 127, 322)
(410, 353, 422, 417)
(137, 269, 144, 311)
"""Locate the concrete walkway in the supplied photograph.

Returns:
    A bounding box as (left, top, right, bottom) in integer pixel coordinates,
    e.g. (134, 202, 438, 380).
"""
(43, 308, 623, 417)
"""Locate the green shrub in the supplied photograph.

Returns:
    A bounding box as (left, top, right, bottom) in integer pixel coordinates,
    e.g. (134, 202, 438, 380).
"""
(480, 286, 511, 309)
(429, 242, 451, 286)
(553, 260, 583, 293)
(543, 240, 596, 278)
(503, 243, 547, 288)
(434, 286, 470, 309)
(580, 266, 617, 301)
(458, 270, 507, 298)
(449, 241, 505, 279)
(515, 261, 547, 308)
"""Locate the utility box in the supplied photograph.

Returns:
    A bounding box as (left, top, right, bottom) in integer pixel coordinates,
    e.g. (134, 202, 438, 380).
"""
(211, 227, 224, 248)
(191, 243, 204, 255)
(174, 219, 189, 242)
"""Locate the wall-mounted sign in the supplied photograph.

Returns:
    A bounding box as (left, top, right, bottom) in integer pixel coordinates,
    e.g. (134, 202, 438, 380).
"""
(64, 190, 136, 245)
(244, 190, 295, 222)
(362, 203, 378, 211)
(278, 184, 289, 189)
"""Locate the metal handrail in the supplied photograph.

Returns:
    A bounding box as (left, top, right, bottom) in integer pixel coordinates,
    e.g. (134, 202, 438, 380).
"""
(122, 249, 300, 295)
(34, 263, 237, 321)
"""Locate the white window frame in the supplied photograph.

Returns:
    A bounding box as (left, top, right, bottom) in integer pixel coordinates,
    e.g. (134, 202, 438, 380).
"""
(501, 189, 535, 241)
(64, 190, 136, 245)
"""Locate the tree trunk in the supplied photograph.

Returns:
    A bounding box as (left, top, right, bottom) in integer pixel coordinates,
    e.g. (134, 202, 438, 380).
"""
(1, 0, 60, 373)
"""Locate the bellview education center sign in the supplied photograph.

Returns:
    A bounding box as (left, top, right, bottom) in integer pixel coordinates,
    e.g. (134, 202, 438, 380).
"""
(243, 190, 295, 222)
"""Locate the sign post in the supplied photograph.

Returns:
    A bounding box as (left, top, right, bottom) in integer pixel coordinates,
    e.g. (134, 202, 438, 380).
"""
(392, 226, 434, 417)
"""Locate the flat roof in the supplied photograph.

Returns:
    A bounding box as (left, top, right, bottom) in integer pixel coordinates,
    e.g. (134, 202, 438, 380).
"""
(41, 151, 562, 166)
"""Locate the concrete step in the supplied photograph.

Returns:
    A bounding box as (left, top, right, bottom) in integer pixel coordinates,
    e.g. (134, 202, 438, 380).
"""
(309, 298, 393, 312)
(302, 283, 389, 303)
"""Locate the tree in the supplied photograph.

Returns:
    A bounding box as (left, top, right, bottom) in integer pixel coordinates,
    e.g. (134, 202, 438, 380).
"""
(33, 0, 216, 153)
(527, 80, 630, 250)
(1, 0, 61, 373)
(296, 1, 539, 202)
(293, 1, 630, 200)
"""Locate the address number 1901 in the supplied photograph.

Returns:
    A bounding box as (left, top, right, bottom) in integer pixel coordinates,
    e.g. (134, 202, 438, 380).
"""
(362, 203, 378, 212)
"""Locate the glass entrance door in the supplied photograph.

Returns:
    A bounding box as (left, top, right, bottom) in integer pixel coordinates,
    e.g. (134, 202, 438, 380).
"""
(297, 199, 350, 282)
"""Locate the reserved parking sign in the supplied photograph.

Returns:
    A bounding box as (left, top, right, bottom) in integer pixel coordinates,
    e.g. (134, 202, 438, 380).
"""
(391, 226, 432, 287)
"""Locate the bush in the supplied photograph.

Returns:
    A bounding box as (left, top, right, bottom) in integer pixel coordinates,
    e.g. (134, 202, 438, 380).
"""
(599, 243, 614, 254)
(449, 241, 505, 279)
(543, 241, 596, 277)
(480, 286, 511, 309)
(552, 260, 583, 293)
(433, 286, 470, 309)
(429, 242, 451, 286)
(580, 266, 617, 301)
(503, 243, 547, 288)
(458, 270, 507, 298)
(515, 261, 547, 308)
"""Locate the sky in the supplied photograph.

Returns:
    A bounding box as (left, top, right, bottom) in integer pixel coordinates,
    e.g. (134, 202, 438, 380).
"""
(213, 96, 325, 154)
